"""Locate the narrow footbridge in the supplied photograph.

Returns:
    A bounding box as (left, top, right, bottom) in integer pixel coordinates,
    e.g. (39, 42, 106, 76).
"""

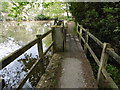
(0, 20, 120, 89)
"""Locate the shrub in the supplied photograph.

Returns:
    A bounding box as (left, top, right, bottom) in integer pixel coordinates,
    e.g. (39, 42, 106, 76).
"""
(34, 14, 50, 20)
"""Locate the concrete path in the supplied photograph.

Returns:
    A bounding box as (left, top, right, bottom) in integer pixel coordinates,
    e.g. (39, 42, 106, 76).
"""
(57, 21, 98, 88)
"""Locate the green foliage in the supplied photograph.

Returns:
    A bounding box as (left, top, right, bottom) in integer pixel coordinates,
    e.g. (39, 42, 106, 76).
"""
(0, 2, 9, 12)
(42, 2, 54, 8)
(106, 64, 120, 85)
(90, 62, 120, 86)
(114, 27, 120, 32)
(69, 2, 120, 54)
(66, 17, 72, 22)
(8, 2, 30, 21)
(34, 14, 50, 20)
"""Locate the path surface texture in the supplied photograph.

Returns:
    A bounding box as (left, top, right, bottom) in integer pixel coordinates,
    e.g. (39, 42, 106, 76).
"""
(58, 21, 98, 88)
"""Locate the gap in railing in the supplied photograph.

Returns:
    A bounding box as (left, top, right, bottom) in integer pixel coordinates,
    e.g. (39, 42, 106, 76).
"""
(88, 37, 102, 60)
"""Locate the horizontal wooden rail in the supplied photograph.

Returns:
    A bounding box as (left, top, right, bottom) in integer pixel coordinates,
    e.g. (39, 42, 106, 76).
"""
(77, 23, 120, 88)
(42, 30, 52, 39)
(0, 38, 38, 69)
(43, 42, 53, 56)
(102, 69, 118, 88)
(77, 24, 120, 65)
(106, 48, 120, 64)
(0, 19, 64, 89)
(79, 33, 100, 66)
(15, 58, 42, 89)
(78, 24, 103, 48)
(14, 39, 53, 89)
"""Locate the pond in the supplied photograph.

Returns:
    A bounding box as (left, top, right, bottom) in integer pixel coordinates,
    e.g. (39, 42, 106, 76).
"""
(0, 20, 53, 88)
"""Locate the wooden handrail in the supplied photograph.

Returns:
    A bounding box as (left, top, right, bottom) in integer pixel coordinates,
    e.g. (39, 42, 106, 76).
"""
(0, 38, 39, 69)
(42, 30, 52, 39)
(77, 23, 120, 88)
(0, 30, 53, 69)
(77, 23, 120, 64)
(106, 48, 120, 64)
(0, 20, 65, 89)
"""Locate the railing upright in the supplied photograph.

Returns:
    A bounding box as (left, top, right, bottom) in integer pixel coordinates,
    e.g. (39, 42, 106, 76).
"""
(84, 29, 89, 54)
(77, 23, 120, 88)
(36, 35, 45, 74)
(97, 43, 110, 85)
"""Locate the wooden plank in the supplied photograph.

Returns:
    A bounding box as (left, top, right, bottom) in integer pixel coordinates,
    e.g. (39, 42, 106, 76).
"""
(0, 38, 38, 69)
(78, 24, 103, 48)
(102, 69, 119, 88)
(106, 48, 120, 65)
(42, 30, 52, 39)
(97, 43, 108, 84)
(78, 24, 86, 32)
(43, 42, 53, 56)
(36, 35, 45, 74)
(80, 36, 100, 66)
(85, 42, 100, 66)
(84, 29, 89, 54)
(87, 31, 103, 48)
(15, 58, 43, 89)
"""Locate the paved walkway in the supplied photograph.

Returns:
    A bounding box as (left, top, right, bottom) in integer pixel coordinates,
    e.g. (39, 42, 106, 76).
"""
(57, 21, 98, 88)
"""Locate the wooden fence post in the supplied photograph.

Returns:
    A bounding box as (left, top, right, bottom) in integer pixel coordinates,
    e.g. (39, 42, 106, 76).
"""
(36, 35, 45, 74)
(84, 29, 89, 54)
(79, 27, 83, 42)
(97, 43, 111, 86)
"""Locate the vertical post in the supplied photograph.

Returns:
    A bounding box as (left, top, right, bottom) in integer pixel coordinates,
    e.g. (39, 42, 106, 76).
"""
(79, 27, 82, 42)
(97, 43, 111, 85)
(76, 23, 79, 38)
(84, 29, 89, 54)
(36, 35, 45, 74)
(52, 26, 64, 53)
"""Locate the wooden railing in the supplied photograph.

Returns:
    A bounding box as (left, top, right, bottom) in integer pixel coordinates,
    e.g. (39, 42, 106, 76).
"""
(76, 23, 120, 88)
(0, 20, 65, 89)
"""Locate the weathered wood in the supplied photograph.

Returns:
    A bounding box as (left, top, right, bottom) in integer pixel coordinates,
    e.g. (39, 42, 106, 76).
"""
(78, 24, 86, 32)
(36, 53, 62, 88)
(42, 30, 52, 39)
(81, 36, 100, 66)
(36, 35, 45, 74)
(15, 58, 43, 89)
(0, 38, 38, 69)
(78, 24, 120, 65)
(84, 29, 89, 54)
(43, 42, 53, 56)
(106, 48, 120, 65)
(77, 32, 100, 66)
(78, 24, 103, 48)
(77, 23, 120, 88)
(102, 69, 119, 88)
(79, 28, 83, 42)
(97, 43, 108, 84)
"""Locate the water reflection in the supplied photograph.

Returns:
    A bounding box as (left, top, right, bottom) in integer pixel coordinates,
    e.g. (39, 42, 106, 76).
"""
(0, 21, 53, 88)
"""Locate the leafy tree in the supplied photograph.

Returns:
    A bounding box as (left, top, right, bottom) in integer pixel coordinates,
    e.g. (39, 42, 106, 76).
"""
(69, 2, 120, 54)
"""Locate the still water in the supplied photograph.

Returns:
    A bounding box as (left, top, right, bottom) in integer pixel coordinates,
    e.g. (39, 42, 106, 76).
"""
(0, 21, 53, 88)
